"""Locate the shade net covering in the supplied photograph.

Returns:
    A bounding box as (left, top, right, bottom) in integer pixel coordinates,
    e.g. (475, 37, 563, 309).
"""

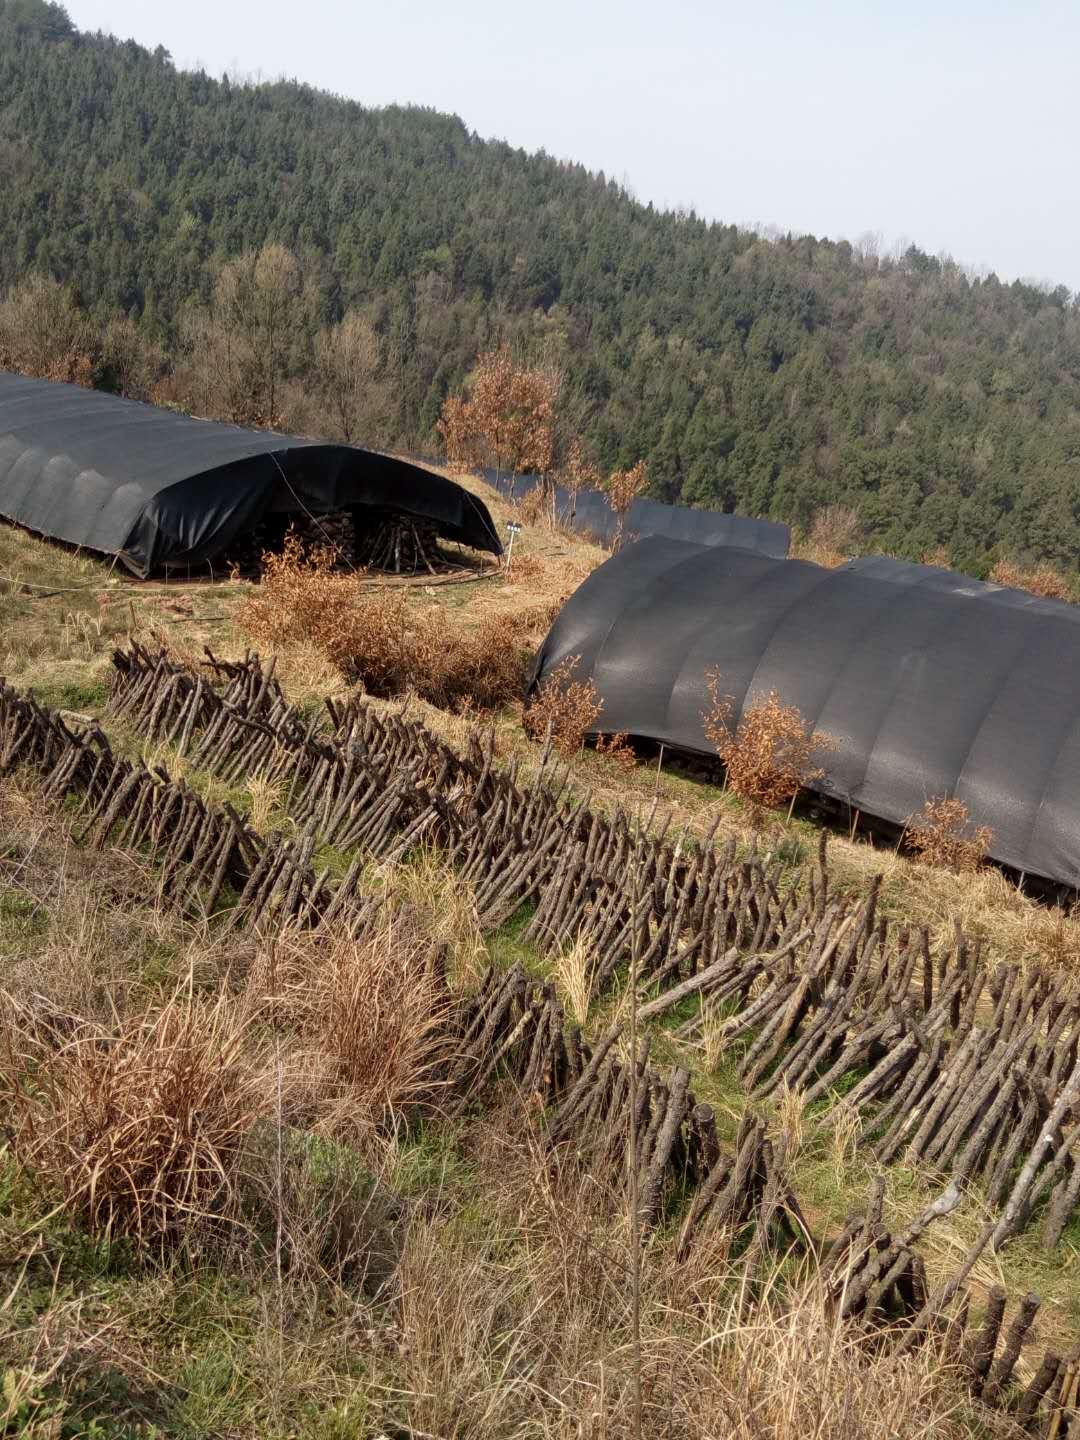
(0, 372, 502, 577)
(529, 538, 1080, 888)
(485, 469, 789, 557)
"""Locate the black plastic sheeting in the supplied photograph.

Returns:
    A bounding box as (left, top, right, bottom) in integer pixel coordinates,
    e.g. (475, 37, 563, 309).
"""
(0, 372, 502, 577)
(850, 555, 1080, 623)
(529, 538, 1080, 888)
(484, 468, 789, 558)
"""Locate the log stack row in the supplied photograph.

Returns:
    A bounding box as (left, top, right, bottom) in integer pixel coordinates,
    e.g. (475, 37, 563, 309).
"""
(105, 642, 1080, 1255)
(8, 667, 1080, 1430)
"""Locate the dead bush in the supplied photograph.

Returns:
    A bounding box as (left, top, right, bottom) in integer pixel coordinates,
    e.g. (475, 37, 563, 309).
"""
(523, 656, 603, 757)
(237, 534, 404, 683)
(907, 795, 993, 873)
(594, 731, 636, 770)
(703, 671, 836, 814)
(410, 610, 528, 711)
(990, 557, 1073, 602)
(0, 992, 267, 1249)
(921, 544, 953, 569)
(809, 503, 864, 559)
(237, 535, 528, 710)
(604, 459, 648, 548)
(517, 487, 554, 526)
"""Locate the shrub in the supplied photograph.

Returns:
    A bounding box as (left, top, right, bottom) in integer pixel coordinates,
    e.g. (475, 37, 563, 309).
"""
(808, 504, 864, 560)
(594, 731, 636, 770)
(408, 610, 528, 711)
(703, 671, 836, 813)
(0, 993, 266, 1249)
(237, 535, 528, 711)
(906, 795, 992, 872)
(523, 656, 603, 757)
(237, 533, 406, 685)
(989, 557, 1073, 602)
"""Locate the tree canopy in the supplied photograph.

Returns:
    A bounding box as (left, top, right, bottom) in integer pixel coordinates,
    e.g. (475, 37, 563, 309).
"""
(1, 8, 1079, 571)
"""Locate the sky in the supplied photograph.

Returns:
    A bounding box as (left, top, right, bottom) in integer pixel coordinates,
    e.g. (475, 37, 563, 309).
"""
(66, 0, 1080, 294)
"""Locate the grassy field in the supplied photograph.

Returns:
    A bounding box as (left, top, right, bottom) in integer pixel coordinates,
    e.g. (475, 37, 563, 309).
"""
(3, 478, 1080, 1437)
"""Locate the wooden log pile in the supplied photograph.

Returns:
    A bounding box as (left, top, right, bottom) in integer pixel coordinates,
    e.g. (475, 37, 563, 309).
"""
(353, 512, 448, 573)
(294, 508, 357, 564)
(10, 668, 1080, 1432)
(1, 678, 378, 937)
(104, 643, 1080, 1255)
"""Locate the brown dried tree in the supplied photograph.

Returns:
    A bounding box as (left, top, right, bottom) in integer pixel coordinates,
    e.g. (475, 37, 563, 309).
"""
(437, 346, 561, 488)
(559, 436, 602, 518)
(605, 460, 649, 548)
(702, 670, 836, 817)
(436, 393, 479, 470)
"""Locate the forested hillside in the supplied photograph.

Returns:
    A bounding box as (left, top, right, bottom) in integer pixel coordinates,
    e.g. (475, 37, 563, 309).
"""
(2, 0, 1080, 571)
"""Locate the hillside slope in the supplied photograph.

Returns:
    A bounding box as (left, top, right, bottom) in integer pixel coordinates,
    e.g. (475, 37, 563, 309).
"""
(2, 0, 1080, 570)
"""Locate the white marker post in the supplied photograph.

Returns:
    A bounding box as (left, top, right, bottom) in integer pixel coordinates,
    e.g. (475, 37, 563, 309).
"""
(505, 520, 522, 577)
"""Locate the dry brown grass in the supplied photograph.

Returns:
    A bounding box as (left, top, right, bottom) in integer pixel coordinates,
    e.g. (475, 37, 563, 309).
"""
(989, 557, 1074, 602)
(703, 673, 837, 815)
(0, 772, 1055, 1436)
(249, 918, 459, 1141)
(0, 990, 267, 1249)
(386, 1109, 989, 1440)
(907, 796, 993, 873)
(523, 655, 604, 757)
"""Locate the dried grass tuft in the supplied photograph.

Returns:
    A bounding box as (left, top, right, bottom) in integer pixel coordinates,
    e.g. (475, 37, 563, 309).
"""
(252, 918, 459, 1139)
(0, 991, 267, 1249)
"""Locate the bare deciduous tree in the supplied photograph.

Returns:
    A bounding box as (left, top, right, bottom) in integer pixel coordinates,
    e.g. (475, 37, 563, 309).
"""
(183, 243, 301, 426)
(314, 311, 384, 444)
(0, 275, 94, 384)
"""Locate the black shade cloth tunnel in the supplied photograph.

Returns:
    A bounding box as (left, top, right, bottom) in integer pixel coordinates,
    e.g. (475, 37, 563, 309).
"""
(0, 371, 503, 577)
(529, 538, 1080, 890)
(485, 467, 791, 557)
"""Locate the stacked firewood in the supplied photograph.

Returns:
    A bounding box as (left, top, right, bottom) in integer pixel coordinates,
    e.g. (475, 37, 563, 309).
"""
(354, 513, 448, 573)
(104, 643, 1080, 1258)
(15, 670, 1080, 1431)
(295, 507, 357, 563)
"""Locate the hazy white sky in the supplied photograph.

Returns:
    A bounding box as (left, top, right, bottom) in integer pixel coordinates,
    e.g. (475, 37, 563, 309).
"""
(66, 0, 1080, 293)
